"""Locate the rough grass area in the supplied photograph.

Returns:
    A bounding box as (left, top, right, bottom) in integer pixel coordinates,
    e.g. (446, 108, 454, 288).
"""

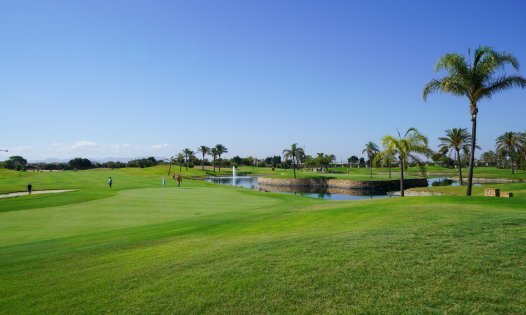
(0, 167, 525, 313)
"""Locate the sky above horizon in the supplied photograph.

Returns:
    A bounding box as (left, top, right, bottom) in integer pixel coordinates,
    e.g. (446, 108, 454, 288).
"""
(1, 0, 525, 162)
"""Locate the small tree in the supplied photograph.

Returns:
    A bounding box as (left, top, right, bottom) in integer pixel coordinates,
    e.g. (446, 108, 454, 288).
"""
(283, 143, 305, 179)
(362, 142, 379, 178)
(438, 128, 472, 185)
(381, 128, 432, 197)
(68, 157, 93, 170)
(347, 155, 359, 167)
(4, 156, 28, 170)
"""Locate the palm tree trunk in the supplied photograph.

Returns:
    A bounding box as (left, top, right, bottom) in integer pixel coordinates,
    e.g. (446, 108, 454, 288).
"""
(466, 104, 478, 196)
(213, 158, 216, 172)
(202, 154, 205, 170)
(510, 151, 515, 174)
(388, 163, 391, 178)
(399, 159, 405, 197)
(456, 149, 463, 186)
(292, 157, 297, 178)
(369, 157, 373, 179)
(218, 155, 221, 173)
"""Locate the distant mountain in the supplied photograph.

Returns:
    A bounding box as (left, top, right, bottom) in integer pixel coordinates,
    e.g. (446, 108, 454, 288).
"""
(94, 157, 133, 163)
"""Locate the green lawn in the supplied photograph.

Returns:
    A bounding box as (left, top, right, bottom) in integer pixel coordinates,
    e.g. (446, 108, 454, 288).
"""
(1, 167, 525, 313)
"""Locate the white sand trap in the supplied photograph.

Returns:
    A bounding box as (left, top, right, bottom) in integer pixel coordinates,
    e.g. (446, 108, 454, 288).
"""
(0, 189, 77, 199)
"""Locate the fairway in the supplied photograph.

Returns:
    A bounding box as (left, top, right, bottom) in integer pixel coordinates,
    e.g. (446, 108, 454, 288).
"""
(1, 169, 525, 313)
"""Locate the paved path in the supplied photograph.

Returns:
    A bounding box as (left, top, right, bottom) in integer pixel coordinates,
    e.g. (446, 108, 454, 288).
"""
(0, 189, 77, 199)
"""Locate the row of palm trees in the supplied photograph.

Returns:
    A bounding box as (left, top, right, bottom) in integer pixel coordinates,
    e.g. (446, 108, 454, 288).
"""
(495, 131, 526, 174)
(283, 129, 431, 197)
(282, 145, 338, 178)
(363, 127, 525, 195)
(168, 144, 229, 174)
(285, 47, 526, 197)
(161, 47, 524, 198)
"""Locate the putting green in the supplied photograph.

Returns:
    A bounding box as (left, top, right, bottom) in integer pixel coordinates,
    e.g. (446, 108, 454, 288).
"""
(0, 186, 284, 247)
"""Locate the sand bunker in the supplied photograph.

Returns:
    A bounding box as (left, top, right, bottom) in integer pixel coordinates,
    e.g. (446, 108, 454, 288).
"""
(0, 189, 77, 199)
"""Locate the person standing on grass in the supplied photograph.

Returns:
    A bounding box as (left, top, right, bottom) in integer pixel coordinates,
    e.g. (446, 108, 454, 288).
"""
(176, 174, 182, 189)
(27, 183, 32, 195)
(108, 177, 113, 188)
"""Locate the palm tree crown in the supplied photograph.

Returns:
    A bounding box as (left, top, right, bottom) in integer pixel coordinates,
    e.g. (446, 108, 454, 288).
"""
(423, 46, 526, 196)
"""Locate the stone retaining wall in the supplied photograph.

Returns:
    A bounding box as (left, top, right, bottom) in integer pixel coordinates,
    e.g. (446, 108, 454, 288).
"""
(257, 177, 428, 191)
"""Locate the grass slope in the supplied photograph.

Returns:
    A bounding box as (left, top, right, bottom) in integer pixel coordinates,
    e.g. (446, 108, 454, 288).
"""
(1, 167, 525, 313)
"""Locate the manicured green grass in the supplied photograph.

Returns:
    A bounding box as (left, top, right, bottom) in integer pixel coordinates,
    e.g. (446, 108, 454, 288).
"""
(1, 168, 525, 313)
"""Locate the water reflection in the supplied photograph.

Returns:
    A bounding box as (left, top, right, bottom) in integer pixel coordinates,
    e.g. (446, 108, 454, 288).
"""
(205, 176, 259, 190)
(429, 178, 457, 186)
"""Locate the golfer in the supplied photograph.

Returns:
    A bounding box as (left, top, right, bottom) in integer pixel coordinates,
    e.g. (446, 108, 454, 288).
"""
(108, 177, 113, 188)
(176, 174, 182, 189)
(27, 183, 32, 195)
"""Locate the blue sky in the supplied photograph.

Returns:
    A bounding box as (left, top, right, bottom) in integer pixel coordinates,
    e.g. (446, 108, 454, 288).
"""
(1, 0, 525, 162)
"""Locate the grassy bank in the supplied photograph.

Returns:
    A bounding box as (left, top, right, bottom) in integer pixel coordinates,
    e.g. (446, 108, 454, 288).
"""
(1, 167, 525, 313)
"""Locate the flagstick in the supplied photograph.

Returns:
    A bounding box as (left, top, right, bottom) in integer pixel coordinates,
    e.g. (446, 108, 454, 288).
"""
(160, 177, 165, 211)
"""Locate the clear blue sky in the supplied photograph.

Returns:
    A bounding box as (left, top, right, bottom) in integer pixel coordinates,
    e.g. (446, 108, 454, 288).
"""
(1, 0, 525, 162)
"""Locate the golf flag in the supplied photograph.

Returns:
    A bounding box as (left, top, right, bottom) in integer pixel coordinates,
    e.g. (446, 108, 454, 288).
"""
(162, 177, 166, 187)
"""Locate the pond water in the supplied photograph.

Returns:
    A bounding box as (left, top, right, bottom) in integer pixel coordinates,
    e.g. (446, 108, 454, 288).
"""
(206, 176, 483, 200)
(427, 177, 482, 187)
(427, 177, 459, 187)
(205, 176, 395, 200)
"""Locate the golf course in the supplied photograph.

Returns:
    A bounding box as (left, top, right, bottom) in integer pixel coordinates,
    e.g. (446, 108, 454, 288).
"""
(1, 166, 525, 313)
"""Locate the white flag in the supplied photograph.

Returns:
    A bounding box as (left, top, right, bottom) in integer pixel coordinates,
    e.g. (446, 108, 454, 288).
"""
(162, 177, 166, 187)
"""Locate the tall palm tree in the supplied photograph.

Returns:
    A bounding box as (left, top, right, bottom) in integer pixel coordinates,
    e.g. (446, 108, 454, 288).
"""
(210, 147, 218, 172)
(214, 144, 228, 173)
(282, 143, 305, 179)
(495, 131, 520, 174)
(182, 148, 194, 171)
(423, 46, 526, 196)
(438, 128, 471, 185)
(197, 145, 210, 171)
(381, 128, 431, 197)
(362, 141, 379, 179)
